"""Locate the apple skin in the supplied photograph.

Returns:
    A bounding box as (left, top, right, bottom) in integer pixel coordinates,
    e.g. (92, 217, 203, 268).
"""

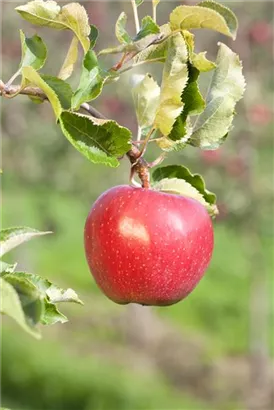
(84, 185, 214, 306)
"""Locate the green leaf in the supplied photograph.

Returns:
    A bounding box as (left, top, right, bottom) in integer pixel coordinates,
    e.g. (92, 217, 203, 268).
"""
(72, 50, 105, 110)
(189, 43, 245, 150)
(0, 226, 51, 258)
(41, 75, 73, 109)
(22, 66, 63, 118)
(0, 277, 41, 338)
(165, 64, 205, 148)
(199, 0, 238, 39)
(58, 36, 78, 80)
(4, 274, 44, 326)
(0, 261, 17, 275)
(42, 300, 68, 325)
(135, 0, 144, 6)
(19, 30, 47, 70)
(170, 2, 238, 39)
(152, 165, 218, 216)
(115, 12, 131, 44)
(134, 23, 171, 63)
(2, 271, 82, 324)
(154, 33, 188, 136)
(89, 24, 99, 49)
(60, 111, 132, 168)
(16, 1, 91, 53)
(132, 74, 160, 130)
(135, 16, 160, 41)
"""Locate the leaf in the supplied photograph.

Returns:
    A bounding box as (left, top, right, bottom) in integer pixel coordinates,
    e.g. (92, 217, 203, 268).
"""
(89, 24, 99, 49)
(46, 286, 83, 305)
(19, 30, 47, 70)
(42, 75, 73, 109)
(42, 300, 68, 325)
(166, 64, 205, 147)
(156, 118, 192, 152)
(135, 16, 160, 41)
(4, 275, 44, 326)
(154, 33, 188, 136)
(0, 261, 17, 275)
(0, 226, 51, 258)
(199, 0, 238, 39)
(72, 50, 105, 110)
(152, 165, 218, 216)
(60, 111, 132, 168)
(58, 36, 78, 80)
(135, 0, 144, 6)
(22, 66, 62, 119)
(0, 277, 41, 338)
(189, 43, 245, 150)
(170, 2, 238, 39)
(132, 74, 160, 130)
(16, 1, 91, 53)
(2, 271, 82, 323)
(115, 12, 131, 44)
(134, 23, 171, 63)
(191, 52, 216, 72)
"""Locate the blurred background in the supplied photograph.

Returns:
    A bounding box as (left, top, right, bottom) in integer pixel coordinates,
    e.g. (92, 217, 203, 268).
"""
(1, 1, 273, 409)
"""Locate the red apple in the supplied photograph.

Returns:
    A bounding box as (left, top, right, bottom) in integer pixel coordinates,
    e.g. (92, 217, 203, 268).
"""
(84, 185, 214, 306)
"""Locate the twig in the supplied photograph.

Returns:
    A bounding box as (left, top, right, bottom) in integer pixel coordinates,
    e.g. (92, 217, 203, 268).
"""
(0, 80, 151, 189)
(131, 0, 140, 34)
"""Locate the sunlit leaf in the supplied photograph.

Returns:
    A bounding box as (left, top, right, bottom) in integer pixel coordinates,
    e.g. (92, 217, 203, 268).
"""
(199, 0, 238, 39)
(72, 50, 105, 110)
(16, 1, 91, 52)
(170, 2, 237, 39)
(58, 36, 78, 80)
(132, 74, 160, 130)
(0, 226, 51, 258)
(190, 43, 246, 149)
(154, 33, 188, 136)
(22, 66, 63, 118)
(42, 75, 73, 109)
(134, 23, 171, 63)
(0, 261, 17, 275)
(19, 30, 47, 70)
(115, 12, 131, 44)
(152, 165, 218, 216)
(60, 111, 132, 168)
(134, 16, 160, 41)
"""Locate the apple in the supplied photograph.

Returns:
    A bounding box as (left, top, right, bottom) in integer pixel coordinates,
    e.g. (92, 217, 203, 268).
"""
(84, 185, 214, 306)
(249, 22, 272, 44)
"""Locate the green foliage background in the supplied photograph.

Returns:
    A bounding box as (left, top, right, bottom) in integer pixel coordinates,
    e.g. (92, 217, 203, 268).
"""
(1, 1, 273, 409)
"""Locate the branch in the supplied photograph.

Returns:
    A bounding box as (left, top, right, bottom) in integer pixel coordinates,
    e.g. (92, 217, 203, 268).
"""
(0, 80, 151, 189)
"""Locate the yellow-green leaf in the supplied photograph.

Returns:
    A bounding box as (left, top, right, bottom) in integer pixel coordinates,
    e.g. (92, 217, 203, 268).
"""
(115, 12, 131, 44)
(16, 1, 90, 52)
(190, 43, 246, 150)
(19, 30, 47, 70)
(132, 74, 160, 130)
(170, 2, 237, 39)
(22, 66, 62, 119)
(58, 36, 78, 80)
(154, 33, 188, 136)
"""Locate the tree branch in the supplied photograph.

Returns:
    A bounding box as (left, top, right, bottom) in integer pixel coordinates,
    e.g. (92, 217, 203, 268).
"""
(0, 80, 151, 188)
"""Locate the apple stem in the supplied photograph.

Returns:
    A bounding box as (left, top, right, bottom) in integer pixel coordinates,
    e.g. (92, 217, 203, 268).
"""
(127, 146, 151, 189)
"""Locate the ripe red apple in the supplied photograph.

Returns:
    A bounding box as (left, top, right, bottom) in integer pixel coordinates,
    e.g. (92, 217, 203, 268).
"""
(84, 185, 214, 306)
